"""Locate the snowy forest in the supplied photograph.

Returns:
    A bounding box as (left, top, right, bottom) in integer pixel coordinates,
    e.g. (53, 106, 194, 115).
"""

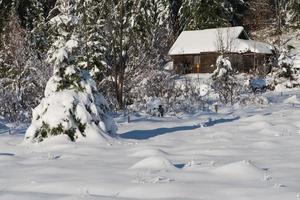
(0, 0, 299, 124)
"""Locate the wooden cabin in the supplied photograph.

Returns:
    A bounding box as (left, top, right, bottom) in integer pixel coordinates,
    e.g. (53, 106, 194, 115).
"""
(169, 26, 274, 74)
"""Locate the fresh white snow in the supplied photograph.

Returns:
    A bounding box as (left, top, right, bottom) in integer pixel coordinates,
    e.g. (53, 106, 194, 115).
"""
(0, 89, 300, 200)
(169, 26, 273, 55)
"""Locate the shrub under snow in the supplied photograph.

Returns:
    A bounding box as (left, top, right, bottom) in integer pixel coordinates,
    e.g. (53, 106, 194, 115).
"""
(211, 55, 241, 105)
(268, 44, 300, 89)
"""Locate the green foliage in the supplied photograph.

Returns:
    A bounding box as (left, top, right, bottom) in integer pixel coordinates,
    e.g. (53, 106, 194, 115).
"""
(279, 63, 294, 79)
(70, 102, 87, 136)
(180, 0, 228, 30)
(33, 122, 76, 142)
(55, 67, 84, 92)
(34, 122, 50, 141)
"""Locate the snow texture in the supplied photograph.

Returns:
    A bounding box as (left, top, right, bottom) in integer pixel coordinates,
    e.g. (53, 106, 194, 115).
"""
(1, 89, 300, 200)
(130, 156, 176, 170)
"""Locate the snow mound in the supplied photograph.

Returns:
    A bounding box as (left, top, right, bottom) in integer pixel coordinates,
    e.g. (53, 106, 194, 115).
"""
(212, 160, 264, 180)
(258, 129, 279, 136)
(274, 84, 289, 92)
(129, 148, 168, 158)
(250, 141, 278, 149)
(0, 122, 9, 134)
(198, 84, 209, 97)
(209, 131, 233, 138)
(284, 95, 300, 104)
(130, 156, 176, 170)
(246, 121, 272, 130)
(132, 175, 174, 184)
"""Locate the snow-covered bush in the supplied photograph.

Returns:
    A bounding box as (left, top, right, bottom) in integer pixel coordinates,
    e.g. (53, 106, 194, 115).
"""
(239, 94, 269, 105)
(277, 50, 295, 79)
(249, 77, 267, 93)
(169, 77, 210, 113)
(211, 55, 242, 105)
(128, 69, 211, 115)
(268, 47, 300, 89)
(128, 70, 176, 113)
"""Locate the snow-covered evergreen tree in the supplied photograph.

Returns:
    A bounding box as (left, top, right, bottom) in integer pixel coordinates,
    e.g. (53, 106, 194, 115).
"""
(223, 0, 247, 26)
(75, 0, 107, 81)
(138, 0, 170, 59)
(269, 47, 300, 89)
(24, 0, 117, 143)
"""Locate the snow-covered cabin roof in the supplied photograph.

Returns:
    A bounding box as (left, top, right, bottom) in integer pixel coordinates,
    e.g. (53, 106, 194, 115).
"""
(169, 26, 273, 55)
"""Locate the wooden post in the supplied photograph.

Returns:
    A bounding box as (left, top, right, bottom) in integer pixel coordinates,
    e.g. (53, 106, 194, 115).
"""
(214, 105, 219, 113)
(199, 54, 201, 73)
(253, 53, 256, 71)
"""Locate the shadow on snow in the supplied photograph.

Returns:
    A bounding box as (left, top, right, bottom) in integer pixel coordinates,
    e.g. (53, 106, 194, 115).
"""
(120, 125, 199, 140)
(120, 116, 240, 140)
(203, 116, 240, 127)
(0, 153, 15, 156)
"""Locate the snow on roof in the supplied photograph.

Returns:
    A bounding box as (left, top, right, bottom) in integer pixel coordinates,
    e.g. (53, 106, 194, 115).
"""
(169, 26, 273, 55)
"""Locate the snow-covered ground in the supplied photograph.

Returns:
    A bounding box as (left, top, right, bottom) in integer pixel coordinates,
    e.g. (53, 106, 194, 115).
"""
(0, 89, 300, 200)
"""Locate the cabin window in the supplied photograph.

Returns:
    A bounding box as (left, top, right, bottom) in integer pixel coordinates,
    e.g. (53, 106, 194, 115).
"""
(194, 56, 201, 73)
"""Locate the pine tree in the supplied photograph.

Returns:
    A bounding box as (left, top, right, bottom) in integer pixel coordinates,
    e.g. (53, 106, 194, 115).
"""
(0, 0, 13, 43)
(243, 0, 274, 31)
(279, 0, 300, 29)
(24, 0, 117, 143)
(223, 0, 247, 26)
(80, 0, 105, 78)
(136, 0, 170, 62)
(0, 4, 48, 122)
(169, 0, 182, 40)
(288, 0, 300, 27)
(179, 0, 228, 30)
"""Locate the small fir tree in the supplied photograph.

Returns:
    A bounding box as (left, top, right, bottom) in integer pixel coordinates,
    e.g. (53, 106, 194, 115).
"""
(211, 55, 241, 105)
(24, 0, 117, 143)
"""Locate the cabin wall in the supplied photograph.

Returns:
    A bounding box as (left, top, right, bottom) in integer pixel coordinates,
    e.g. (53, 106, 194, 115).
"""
(172, 55, 195, 74)
(242, 53, 272, 74)
(172, 53, 272, 75)
(199, 53, 218, 73)
(172, 53, 218, 74)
